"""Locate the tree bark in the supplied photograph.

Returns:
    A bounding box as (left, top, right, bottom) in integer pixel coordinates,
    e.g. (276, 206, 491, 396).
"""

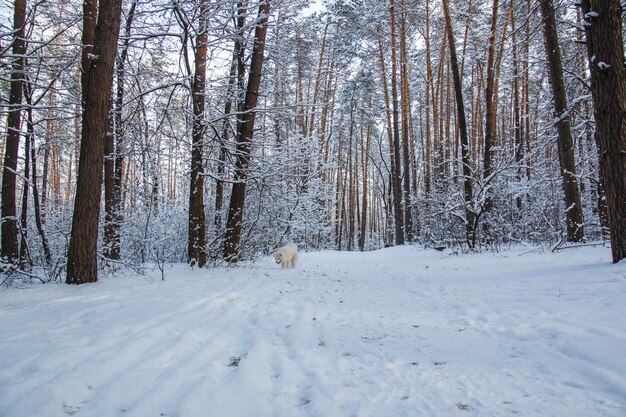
(442, 0, 476, 249)
(66, 0, 123, 284)
(19, 92, 32, 267)
(80, 0, 97, 96)
(223, 0, 271, 262)
(399, 2, 413, 241)
(483, 0, 498, 211)
(1, 0, 27, 265)
(215, 43, 240, 233)
(22, 84, 52, 266)
(539, 0, 584, 242)
(359, 121, 372, 251)
(307, 23, 329, 139)
(104, 0, 137, 261)
(188, 0, 210, 267)
(511, 6, 523, 209)
(579, 0, 626, 263)
(423, 0, 433, 195)
(389, 0, 405, 245)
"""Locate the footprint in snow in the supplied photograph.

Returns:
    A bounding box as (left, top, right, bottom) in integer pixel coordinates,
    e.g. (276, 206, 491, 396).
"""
(63, 403, 81, 416)
(297, 397, 312, 407)
(228, 353, 248, 367)
(456, 402, 472, 411)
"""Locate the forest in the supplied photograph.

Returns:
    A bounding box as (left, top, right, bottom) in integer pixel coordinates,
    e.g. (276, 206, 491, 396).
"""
(1, 0, 625, 284)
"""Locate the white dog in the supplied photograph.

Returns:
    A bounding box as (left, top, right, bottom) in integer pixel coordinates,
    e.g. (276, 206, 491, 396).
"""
(274, 243, 299, 269)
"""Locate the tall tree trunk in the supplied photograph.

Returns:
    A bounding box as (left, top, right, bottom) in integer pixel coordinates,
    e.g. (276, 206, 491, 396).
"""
(215, 1, 247, 232)
(319, 32, 337, 164)
(307, 23, 329, 139)
(223, 0, 271, 262)
(579, 0, 626, 263)
(359, 121, 372, 251)
(483, 0, 498, 211)
(104, 0, 137, 261)
(188, 0, 210, 267)
(335, 130, 344, 249)
(81, 0, 97, 94)
(273, 9, 282, 145)
(511, 6, 523, 209)
(399, 3, 413, 241)
(66, 0, 123, 284)
(523, 0, 532, 181)
(1, 0, 27, 265)
(376, 26, 397, 228)
(539, 0, 584, 242)
(389, 0, 405, 245)
(23, 84, 52, 266)
(442, 0, 476, 249)
(19, 92, 32, 268)
(423, 0, 433, 195)
(347, 109, 355, 251)
(215, 43, 240, 233)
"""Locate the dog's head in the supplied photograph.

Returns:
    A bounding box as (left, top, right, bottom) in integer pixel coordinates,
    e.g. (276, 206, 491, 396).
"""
(274, 251, 284, 264)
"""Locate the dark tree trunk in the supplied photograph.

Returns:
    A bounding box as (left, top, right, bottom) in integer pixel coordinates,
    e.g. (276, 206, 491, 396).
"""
(399, 4, 413, 241)
(359, 124, 371, 252)
(376, 26, 397, 240)
(104, 111, 116, 259)
(30, 129, 52, 267)
(216, 4, 246, 233)
(223, 0, 271, 262)
(19, 95, 31, 268)
(579, 0, 626, 263)
(81, 0, 97, 96)
(23, 85, 52, 266)
(104, 0, 137, 261)
(66, 0, 124, 284)
(511, 8, 524, 209)
(442, 0, 476, 249)
(482, 0, 498, 217)
(188, 0, 210, 267)
(539, 0, 584, 242)
(1, 0, 27, 265)
(389, 0, 405, 245)
(215, 49, 238, 233)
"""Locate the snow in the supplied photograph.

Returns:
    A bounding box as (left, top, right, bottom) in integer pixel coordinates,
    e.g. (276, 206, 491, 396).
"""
(1, 245, 625, 417)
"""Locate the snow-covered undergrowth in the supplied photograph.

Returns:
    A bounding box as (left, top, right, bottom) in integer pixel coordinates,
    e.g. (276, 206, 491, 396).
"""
(1, 245, 625, 417)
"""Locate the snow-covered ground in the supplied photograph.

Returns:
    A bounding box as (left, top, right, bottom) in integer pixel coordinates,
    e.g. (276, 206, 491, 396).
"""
(1, 245, 625, 417)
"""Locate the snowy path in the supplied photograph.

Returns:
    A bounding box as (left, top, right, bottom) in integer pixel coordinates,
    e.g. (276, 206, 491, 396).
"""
(1, 245, 625, 417)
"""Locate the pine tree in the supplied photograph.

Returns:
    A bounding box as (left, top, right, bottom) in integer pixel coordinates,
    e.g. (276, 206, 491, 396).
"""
(224, 0, 272, 262)
(539, 0, 584, 242)
(579, 0, 626, 262)
(66, 0, 124, 284)
(1, 0, 27, 266)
